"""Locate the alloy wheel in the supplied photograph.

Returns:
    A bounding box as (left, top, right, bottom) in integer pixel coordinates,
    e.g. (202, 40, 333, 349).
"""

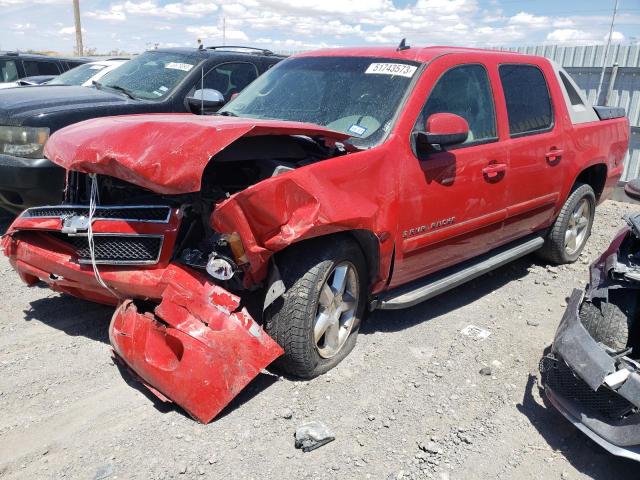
(564, 198, 591, 255)
(313, 262, 360, 359)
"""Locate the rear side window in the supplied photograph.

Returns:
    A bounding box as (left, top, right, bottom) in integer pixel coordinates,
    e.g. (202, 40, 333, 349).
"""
(0, 59, 18, 82)
(417, 64, 497, 145)
(199, 62, 258, 102)
(23, 60, 61, 76)
(499, 64, 553, 137)
(559, 71, 584, 106)
(65, 60, 87, 70)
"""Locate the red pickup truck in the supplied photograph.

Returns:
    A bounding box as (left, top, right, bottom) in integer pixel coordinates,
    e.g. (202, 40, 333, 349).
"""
(2, 46, 629, 422)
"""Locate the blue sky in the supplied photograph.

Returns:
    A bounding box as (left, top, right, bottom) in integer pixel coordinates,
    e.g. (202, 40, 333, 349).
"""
(1, 0, 638, 54)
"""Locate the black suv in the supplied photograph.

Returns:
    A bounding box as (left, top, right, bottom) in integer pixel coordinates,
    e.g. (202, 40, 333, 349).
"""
(0, 52, 89, 87)
(0, 46, 284, 213)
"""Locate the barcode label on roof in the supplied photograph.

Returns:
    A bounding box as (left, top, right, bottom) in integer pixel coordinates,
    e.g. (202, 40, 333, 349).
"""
(365, 63, 417, 78)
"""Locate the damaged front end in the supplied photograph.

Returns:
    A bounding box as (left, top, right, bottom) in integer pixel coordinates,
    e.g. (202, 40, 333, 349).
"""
(542, 213, 640, 460)
(2, 115, 353, 422)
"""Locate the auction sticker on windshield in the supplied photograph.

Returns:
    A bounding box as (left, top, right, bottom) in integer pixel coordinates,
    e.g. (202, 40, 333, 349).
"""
(165, 62, 194, 72)
(365, 63, 417, 78)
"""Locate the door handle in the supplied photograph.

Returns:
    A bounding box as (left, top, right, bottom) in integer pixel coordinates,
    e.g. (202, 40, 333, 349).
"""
(482, 163, 507, 179)
(545, 148, 564, 163)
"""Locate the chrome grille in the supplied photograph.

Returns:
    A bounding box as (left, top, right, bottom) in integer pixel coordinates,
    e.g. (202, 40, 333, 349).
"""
(56, 234, 163, 265)
(23, 205, 171, 223)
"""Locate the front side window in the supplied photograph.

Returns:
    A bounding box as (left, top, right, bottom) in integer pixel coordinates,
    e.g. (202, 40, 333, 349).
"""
(23, 60, 60, 76)
(499, 64, 553, 136)
(97, 51, 202, 100)
(416, 64, 497, 145)
(196, 62, 258, 102)
(0, 60, 18, 82)
(221, 56, 421, 148)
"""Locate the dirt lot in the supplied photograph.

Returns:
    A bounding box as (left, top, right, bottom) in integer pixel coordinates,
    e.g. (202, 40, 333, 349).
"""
(1, 199, 639, 480)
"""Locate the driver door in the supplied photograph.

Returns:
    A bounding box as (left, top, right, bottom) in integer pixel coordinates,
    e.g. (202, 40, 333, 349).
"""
(391, 59, 509, 287)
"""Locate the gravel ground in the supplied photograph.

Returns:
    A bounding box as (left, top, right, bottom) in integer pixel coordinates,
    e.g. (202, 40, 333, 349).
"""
(0, 200, 639, 480)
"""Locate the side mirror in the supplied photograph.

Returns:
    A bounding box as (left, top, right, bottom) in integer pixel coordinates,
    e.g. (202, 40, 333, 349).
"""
(416, 113, 469, 148)
(625, 179, 640, 201)
(187, 88, 225, 113)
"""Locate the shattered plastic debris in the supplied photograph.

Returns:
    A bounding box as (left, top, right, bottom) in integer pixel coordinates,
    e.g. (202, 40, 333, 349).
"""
(294, 421, 336, 452)
(460, 325, 491, 340)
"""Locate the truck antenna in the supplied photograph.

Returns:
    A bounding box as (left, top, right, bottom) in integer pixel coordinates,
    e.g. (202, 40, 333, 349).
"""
(397, 38, 410, 51)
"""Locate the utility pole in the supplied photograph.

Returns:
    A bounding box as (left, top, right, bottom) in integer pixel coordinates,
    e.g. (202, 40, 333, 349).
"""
(222, 16, 226, 46)
(596, 0, 619, 104)
(73, 0, 84, 56)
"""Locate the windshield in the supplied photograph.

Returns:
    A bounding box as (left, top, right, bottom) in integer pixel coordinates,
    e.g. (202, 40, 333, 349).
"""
(49, 63, 107, 86)
(97, 51, 199, 100)
(220, 56, 421, 147)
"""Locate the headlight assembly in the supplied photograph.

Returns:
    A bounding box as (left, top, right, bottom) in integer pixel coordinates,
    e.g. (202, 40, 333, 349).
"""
(0, 126, 50, 159)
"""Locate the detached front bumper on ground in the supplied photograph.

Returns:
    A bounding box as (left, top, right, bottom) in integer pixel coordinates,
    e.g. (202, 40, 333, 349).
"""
(3, 207, 283, 423)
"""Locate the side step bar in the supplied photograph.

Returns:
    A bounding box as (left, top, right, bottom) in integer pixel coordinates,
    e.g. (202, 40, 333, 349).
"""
(374, 234, 545, 310)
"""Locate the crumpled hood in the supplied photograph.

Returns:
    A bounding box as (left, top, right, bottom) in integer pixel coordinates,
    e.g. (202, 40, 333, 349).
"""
(44, 113, 350, 195)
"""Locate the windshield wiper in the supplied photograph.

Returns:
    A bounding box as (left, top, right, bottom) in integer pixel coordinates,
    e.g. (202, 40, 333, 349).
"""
(96, 82, 137, 100)
(216, 111, 238, 117)
(106, 84, 137, 100)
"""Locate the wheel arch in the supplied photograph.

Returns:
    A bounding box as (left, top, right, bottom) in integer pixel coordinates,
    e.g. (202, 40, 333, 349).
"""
(272, 229, 383, 295)
(573, 163, 608, 202)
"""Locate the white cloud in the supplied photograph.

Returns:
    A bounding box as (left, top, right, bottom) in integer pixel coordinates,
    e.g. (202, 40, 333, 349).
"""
(0, 0, 64, 5)
(0, 0, 638, 55)
(605, 31, 625, 43)
(86, 5, 126, 21)
(552, 18, 574, 28)
(546, 29, 597, 44)
(58, 26, 86, 36)
(10, 23, 35, 31)
(186, 25, 249, 42)
(123, 0, 217, 18)
(508, 12, 548, 28)
(254, 37, 334, 51)
(546, 28, 625, 46)
(222, 3, 247, 15)
(415, 0, 478, 16)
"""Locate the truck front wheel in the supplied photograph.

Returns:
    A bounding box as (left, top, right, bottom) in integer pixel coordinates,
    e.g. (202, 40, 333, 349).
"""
(264, 238, 367, 379)
(538, 183, 596, 264)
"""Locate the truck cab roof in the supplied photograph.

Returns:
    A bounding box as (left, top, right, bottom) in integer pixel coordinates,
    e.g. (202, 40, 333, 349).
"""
(295, 45, 531, 63)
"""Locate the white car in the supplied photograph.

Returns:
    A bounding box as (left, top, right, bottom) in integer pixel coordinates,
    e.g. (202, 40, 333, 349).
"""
(47, 59, 128, 87)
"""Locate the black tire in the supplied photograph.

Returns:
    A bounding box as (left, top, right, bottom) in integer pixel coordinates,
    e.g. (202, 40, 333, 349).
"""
(264, 237, 367, 379)
(579, 292, 637, 351)
(538, 183, 596, 264)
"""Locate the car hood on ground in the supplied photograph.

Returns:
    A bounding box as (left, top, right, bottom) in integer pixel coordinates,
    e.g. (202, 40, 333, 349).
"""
(44, 114, 351, 195)
(0, 86, 130, 126)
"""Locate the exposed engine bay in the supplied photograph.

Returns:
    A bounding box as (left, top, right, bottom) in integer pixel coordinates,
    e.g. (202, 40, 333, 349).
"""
(52, 134, 347, 292)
